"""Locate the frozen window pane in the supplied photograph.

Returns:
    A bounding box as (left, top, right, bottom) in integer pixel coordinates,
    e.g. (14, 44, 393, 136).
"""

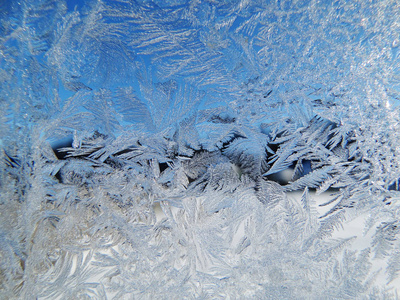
(1, 0, 400, 298)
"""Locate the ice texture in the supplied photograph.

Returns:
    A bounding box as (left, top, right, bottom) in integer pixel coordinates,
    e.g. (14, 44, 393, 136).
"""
(1, 0, 400, 298)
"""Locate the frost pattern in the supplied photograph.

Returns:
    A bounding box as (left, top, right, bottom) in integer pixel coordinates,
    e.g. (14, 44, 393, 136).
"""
(1, 0, 400, 298)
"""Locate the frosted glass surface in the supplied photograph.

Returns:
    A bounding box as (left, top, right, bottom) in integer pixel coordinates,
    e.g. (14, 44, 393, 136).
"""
(1, 0, 400, 298)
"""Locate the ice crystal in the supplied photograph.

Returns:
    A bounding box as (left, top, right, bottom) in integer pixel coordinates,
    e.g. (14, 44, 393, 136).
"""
(1, 0, 400, 298)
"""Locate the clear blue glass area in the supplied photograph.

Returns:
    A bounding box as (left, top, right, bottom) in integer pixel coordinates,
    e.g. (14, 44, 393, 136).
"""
(1, 0, 400, 298)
